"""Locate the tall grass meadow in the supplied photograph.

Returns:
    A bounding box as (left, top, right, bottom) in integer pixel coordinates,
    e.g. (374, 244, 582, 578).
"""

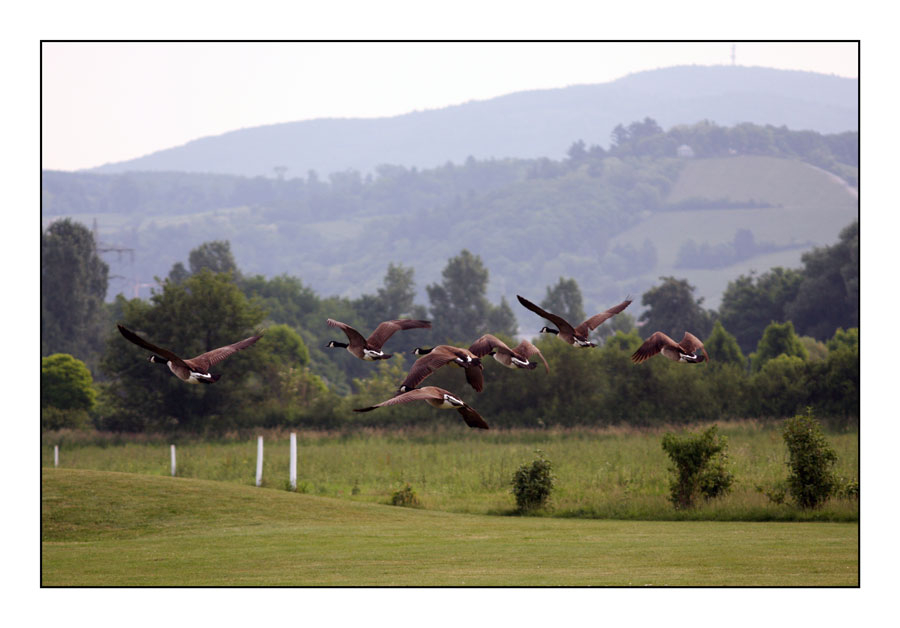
(42, 420, 858, 521)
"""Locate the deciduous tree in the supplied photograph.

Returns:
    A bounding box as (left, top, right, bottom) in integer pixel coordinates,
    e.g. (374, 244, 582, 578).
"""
(41, 219, 109, 370)
(638, 276, 713, 340)
(426, 250, 515, 343)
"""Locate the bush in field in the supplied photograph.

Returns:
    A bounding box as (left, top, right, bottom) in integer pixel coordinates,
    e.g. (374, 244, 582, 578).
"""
(661, 425, 733, 509)
(782, 410, 838, 509)
(390, 483, 420, 507)
(511, 450, 555, 513)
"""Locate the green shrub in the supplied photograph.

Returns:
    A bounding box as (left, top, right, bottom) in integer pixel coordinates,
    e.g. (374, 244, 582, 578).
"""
(838, 479, 859, 500)
(756, 482, 787, 505)
(782, 410, 838, 508)
(511, 450, 555, 512)
(41, 353, 96, 412)
(661, 425, 734, 509)
(390, 483, 420, 507)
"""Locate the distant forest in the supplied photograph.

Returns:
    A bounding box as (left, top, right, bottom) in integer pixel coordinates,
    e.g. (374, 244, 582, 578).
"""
(43, 214, 858, 432)
(42, 119, 858, 320)
(43, 119, 858, 217)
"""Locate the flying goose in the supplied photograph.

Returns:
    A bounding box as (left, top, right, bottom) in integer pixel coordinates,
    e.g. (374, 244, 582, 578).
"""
(631, 331, 709, 364)
(116, 324, 263, 384)
(354, 386, 489, 429)
(467, 334, 550, 373)
(516, 295, 632, 347)
(398, 345, 484, 393)
(326, 318, 431, 360)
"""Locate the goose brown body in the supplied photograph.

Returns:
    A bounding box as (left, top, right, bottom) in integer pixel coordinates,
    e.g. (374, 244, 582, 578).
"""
(326, 318, 430, 360)
(354, 386, 489, 429)
(631, 331, 709, 364)
(467, 334, 550, 373)
(116, 324, 262, 384)
(400, 345, 484, 392)
(516, 295, 632, 347)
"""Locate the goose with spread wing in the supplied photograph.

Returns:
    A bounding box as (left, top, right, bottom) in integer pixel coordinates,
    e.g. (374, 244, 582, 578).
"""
(354, 386, 489, 429)
(467, 334, 549, 373)
(398, 345, 484, 393)
(631, 331, 709, 364)
(516, 294, 632, 348)
(116, 324, 263, 384)
(326, 318, 431, 360)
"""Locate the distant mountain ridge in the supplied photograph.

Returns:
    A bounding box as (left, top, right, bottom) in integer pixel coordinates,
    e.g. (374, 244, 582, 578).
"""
(89, 65, 858, 178)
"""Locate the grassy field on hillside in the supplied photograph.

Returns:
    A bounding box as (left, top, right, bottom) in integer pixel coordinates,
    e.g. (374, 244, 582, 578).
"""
(41, 422, 858, 522)
(41, 469, 859, 586)
(612, 155, 858, 309)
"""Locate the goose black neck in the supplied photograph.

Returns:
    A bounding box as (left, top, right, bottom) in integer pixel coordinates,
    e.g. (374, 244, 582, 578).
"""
(328, 341, 349, 349)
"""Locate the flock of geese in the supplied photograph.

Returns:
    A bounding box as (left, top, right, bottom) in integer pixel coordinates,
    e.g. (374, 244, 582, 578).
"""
(116, 293, 709, 430)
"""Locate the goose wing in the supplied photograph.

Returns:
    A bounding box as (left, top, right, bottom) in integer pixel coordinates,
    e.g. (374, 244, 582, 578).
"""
(631, 331, 678, 364)
(353, 386, 444, 412)
(516, 295, 575, 335)
(327, 318, 368, 348)
(513, 339, 550, 373)
(468, 334, 512, 358)
(117, 324, 190, 369)
(457, 404, 490, 429)
(463, 361, 485, 393)
(678, 332, 709, 362)
(186, 333, 264, 371)
(366, 319, 431, 350)
(573, 297, 633, 337)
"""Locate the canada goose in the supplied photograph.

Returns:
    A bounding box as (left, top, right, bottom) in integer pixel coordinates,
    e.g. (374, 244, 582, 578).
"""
(467, 334, 550, 373)
(116, 324, 263, 384)
(354, 386, 489, 429)
(398, 345, 484, 393)
(631, 331, 709, 364)
(325, 318, 431, 360)
(516, 295, 632, 347)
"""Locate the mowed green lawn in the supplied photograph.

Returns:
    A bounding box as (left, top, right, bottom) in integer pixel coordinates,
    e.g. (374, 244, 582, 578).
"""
(42, 469, 858, 586)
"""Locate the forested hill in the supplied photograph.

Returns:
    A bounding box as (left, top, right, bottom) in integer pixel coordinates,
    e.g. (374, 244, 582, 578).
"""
(86, 66, 858, 178)
(42, 120, 858, 319)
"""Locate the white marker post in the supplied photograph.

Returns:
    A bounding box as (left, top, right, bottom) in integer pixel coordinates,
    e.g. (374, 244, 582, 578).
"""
(54, 445, 59, 468)
(289, 432, 297, 491)
(256, 436, 264, 487)
(170, 445, 176, 477)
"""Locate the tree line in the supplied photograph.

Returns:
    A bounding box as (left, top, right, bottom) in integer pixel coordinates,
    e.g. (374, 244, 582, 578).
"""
(42, 218, 858, 433)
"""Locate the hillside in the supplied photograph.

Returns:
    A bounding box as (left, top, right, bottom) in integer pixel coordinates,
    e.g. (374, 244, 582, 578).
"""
(42, 150, 858, 319)
(41, 468, 859, 586)
(86, 65, 858, 178)
(610, 155, 858, 309)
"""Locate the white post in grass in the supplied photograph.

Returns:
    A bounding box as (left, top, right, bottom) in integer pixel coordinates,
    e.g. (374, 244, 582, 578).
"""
(54, 445, 59, 468)
(170, 444, 176, 477)
(256, 436, 264, 487)
(289, 432, 297, 490)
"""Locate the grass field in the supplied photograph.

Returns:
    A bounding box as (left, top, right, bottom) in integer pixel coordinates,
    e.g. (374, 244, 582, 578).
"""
(41, 422, 859, 522)
(41, 468, 859, 586)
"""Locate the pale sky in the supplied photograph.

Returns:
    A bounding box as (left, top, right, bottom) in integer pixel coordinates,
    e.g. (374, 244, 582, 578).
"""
(41, 41, 858, 172)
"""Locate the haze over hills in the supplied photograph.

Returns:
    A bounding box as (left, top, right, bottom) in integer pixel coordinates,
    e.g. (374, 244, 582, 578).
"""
(87, 65, 858, 178)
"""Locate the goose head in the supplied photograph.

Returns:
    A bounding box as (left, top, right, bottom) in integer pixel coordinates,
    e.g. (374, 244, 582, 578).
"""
(326, 340, 348, 349)
(413, 347, 433, 356)
(539, 326, 559, 335)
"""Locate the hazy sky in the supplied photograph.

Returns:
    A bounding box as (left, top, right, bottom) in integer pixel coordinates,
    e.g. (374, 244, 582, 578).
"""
(41, 41, 858, 172)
